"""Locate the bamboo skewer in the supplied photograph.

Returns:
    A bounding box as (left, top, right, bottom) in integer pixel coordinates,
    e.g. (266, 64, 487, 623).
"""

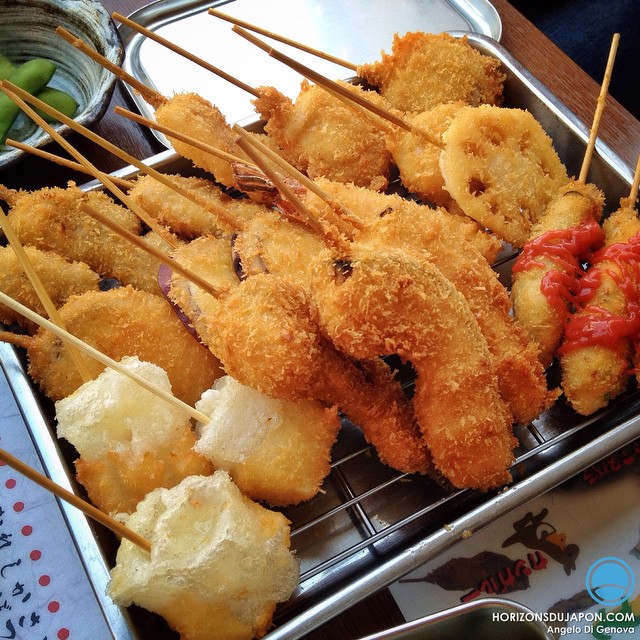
(0, 290, 210, 425)
(4, 139, 133, 189)
(1, 81, 245, 235)
(0, 81, 178, 250)
(231, 25, 444, 148)
(208, 7, 358, 71)
(0, 448, 152, 553)
(78, 201, 226, 299)
(628, 153, 640, 207)
(231, 124, 363, 236)
(113, 106, 249, 167)
(578, 33, 620, 184)
(56, 26, 165, 108)
(112, 11, 259, 98)
(0, 213, 93, 382)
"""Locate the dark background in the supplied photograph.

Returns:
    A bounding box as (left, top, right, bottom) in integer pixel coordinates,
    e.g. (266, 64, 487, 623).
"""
(511, 0, 640, 119)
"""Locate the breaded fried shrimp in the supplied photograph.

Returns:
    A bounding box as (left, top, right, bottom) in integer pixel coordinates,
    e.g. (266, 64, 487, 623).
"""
(311, 244, 516, 489)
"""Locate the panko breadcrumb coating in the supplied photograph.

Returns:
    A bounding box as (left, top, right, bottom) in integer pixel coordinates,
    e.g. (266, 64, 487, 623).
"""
(12, 286, 223, 405)
(253, 80, 394, 191)
(107, 472, 299, 640)
(3, 183, 169, 295)
(55, 356, 212, 514)
(358, 32, 506, 113)
(195, 375, 340, 506)
(0, 245, 100, 332)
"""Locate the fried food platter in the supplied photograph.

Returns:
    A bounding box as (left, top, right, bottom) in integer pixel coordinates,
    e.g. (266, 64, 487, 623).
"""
(1, 13, 640, 640)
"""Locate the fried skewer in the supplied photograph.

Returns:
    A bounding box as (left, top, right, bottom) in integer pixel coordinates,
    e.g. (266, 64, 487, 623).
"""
(208, 7, 358, 70)
(0, 448, 151, 552)
(558, 152, 640, 414)
(510, 34, 619, 367)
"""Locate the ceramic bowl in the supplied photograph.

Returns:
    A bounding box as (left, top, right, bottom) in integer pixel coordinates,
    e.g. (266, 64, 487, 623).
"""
(0, 0, 123, 168)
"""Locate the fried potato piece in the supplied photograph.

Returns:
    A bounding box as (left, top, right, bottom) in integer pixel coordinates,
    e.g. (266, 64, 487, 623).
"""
(15, 286, 223, 406)
(195, 375, 340, 506)
(0, 245, 100, 332)
(253, 80, 393, 191)
(167, 237, 431, 474)
(387, 101, 465, 207)
(511, 181, 605, 367)
(108, 472, 299, 640)
(559, 199, 640, 415)
(303, 179, 551, 423)
(440, 105, 568, 247)
(311, 244, 516, 490)
(358, 32, 506, 113)
(127, 174, 266, 239)
(5, 183, 168, 295)
(55, 356, 212, 514)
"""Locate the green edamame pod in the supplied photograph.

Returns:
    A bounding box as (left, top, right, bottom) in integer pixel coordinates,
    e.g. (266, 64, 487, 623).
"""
(0, 54, 16, 81)
(0, 58, 57, 142)
(34, 86, 78, 122)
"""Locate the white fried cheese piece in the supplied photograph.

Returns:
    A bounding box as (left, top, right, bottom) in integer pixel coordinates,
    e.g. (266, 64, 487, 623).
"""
(195, 376, 340, 506)
(107, 472, 300, 640)
(55, 356, 212, 514)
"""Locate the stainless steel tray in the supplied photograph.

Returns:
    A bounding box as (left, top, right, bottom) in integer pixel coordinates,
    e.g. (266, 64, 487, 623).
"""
(2, 28, 639, 640)
(117, 0, 502, 146)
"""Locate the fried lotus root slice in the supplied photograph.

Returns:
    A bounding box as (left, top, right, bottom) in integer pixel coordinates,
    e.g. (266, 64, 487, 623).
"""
(311, 246, 516, 490)
(440, 105, 568, 247)
(253, 80, 393, 191)
(0, 245, 100, 332)
(107, 472, 299, 640)
(21, 286, 223, 405)
(357, 32, 506, 113)
(194, 375, 340, 506)
(55, 356, 212, 514)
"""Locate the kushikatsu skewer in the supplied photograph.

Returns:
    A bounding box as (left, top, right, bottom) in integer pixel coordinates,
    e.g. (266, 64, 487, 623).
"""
(0, 447, 152, 552)
(0, 80, 179, 249)
(231, 25, 443, 147)
(4, 139, 133, 189)
(0, 213, 93, 381)
(0, 290, 210, 425)
(112, 11, 259, 98)
(208, 7, 358, 71)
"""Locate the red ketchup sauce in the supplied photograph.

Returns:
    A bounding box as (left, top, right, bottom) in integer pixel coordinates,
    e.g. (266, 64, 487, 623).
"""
(559, 231, 640, 353)
(512, 219, 605, 319)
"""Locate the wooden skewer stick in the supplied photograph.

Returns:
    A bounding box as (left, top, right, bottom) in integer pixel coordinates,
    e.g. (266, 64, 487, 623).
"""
(113, 106, 249, 166)
(112, 11, 259, 98)
(578, 33, 620, 183)
(1, 82, 245, 235)
(55, 26, 165, 109)
(0, 213, 93, 382)
(4, 139, 133, 189)
(208, 7, 358, 71)
(0, 290, 211, 425)
(628, 153, 640, 206)
(231, 124, 363, 235)
(0, 81, 178, 249)
(231, 26, 444, 148)
(78, 201, 226, 300)
(0, 447, 151, 553)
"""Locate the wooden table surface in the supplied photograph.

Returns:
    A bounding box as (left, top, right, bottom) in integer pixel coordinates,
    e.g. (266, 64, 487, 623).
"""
(1, 1, 638, 639)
